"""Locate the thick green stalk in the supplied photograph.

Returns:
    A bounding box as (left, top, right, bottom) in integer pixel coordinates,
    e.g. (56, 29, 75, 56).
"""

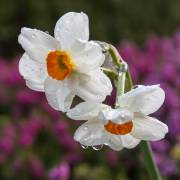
(108, 45, 162, 180)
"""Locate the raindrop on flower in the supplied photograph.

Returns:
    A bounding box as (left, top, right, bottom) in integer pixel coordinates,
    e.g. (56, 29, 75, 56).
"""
(84, 126, 88, 130)
(81, 145, 88, 149)
(32, 34, 36, 39)
(92, 145, 103, 151)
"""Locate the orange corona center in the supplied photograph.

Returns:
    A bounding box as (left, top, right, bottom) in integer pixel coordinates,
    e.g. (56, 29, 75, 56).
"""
(104, 120, 133, 135)
(46, 50, 74, 80)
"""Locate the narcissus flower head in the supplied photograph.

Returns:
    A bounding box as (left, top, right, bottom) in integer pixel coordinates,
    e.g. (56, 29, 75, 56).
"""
(67, 85, 168, 151)
(18, 12, 112, 112)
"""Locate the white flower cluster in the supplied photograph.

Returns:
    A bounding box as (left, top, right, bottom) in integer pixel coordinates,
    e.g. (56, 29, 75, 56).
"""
(18, 12, 168, 151)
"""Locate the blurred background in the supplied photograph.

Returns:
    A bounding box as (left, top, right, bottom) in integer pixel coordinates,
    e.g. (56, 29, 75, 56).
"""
(0, 0, 180, 179)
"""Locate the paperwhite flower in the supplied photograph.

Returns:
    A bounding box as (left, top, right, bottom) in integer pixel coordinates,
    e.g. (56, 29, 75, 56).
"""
(18, 12, 112, 112)
(67, 85, 168, 151)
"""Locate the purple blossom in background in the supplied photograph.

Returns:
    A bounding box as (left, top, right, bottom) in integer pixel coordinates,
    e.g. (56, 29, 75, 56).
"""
(49, 162, 70, 180)
(57, 133, 78, 151)
(4, 58, 23, 86)
(151, 140, 170, 153)
(16, 89, 41, 105)
(52, 120, 69, 136)
(0, 137, 14, 153)
(168, 109, 180, 136)
(0, 123, 15, 154)
(154, 153, 177, 176)
(18, 118, 45, 147)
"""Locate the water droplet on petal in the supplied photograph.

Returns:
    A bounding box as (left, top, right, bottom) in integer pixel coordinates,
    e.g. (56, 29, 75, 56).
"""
(84, 126, 88, 130)
(81, 145, 88, 149)
(92, 145, 103, 151)
(32, 34, 36, 39)
(76, 109, 81, 113)
(45, 31, 49, 34)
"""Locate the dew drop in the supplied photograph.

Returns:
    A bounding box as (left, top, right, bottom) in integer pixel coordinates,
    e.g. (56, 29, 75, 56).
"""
(92, 145, 103, 151)
(84, 126, 88, 130)
(32, 34, 36, 39)
(76, 109, 81, 113)
(81, 145, 88, 149)
(45, 31, 49, 34)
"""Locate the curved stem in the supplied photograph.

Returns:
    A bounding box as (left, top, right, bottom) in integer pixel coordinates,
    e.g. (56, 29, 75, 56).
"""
(107, 45, 162, 180)
(108, 45, 122, 67)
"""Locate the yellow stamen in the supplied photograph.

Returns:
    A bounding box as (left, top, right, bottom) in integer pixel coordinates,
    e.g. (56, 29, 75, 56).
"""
(104, 120, 133, 135)
(46, 50, 74, 80)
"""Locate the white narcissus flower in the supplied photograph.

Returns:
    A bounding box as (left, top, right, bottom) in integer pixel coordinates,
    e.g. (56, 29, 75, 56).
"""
(67, 85, 168, 151)
(18, 12, 112, 112)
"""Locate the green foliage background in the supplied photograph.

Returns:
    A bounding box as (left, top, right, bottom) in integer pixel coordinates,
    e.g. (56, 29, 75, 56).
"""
(0, 0, 180, 57)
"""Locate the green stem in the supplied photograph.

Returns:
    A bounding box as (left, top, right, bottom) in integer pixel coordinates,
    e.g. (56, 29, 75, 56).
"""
(140, 141, 162, 180)
(115, 63, 127, 108)
(125, 70, 133, 92)
(108, 45, 121, 67)
(101, 67, 118, 81)
(108, 45, 162, 180)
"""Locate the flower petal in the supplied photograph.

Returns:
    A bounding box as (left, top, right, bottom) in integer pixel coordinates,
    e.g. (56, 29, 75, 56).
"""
(131, 114, 168, 141)
(120, 134, 141, 149)
(107, 135, 123, 151)
(67, 102, 109, 120)
(72, 40, 105, 72)
(25, 46, 49, 64)
(25, 80, 44, 92)
(44, 75, 78, 112)
(54, 12, 89, 50)
(99, 108, 133, 124)
(19, 53, 47, 84)
(18, 27, 59, 53)
(77, 69, 112, 102)
(74, 120, 108, 146)
(44, 77, 60, 110)
(118, 85, 165, 115)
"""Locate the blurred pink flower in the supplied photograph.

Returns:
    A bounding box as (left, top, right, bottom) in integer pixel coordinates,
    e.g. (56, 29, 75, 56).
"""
(16, 89, 41, 104)
(49, 162, 70, 180)
(0, 136, 14, 153)
(151, 140, 170, 153)
(154, 153, 176, 176)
